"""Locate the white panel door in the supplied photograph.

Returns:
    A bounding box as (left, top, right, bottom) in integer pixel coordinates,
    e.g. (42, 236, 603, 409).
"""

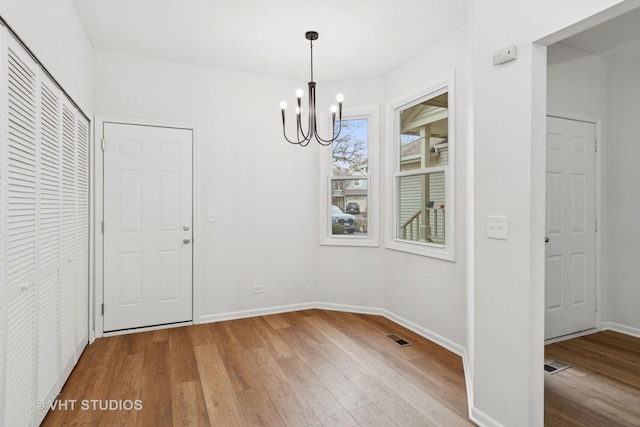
(103, 123, 193, 332)
(545, 116, 596, 340)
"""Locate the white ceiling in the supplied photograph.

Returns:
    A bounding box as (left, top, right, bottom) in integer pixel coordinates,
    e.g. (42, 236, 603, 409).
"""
(559, 6, 640, 57)
(70, 0, 467, 82)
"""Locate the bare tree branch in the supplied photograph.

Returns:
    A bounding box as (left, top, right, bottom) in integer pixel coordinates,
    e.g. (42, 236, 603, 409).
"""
(332, 120, 367, 172)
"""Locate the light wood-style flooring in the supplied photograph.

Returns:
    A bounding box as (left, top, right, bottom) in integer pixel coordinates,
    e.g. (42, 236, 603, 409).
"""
(41, 309, 472, 426)
(545, 330, 640, 426)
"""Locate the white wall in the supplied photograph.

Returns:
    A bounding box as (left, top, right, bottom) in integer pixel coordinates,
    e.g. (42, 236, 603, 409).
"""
(383, 24, 470, 351)
(606, 45, 640, 333)
(93, 51, 320, 319)
(0, 0, 93, 112)
(314, 76, 387, 311)
(547, 44, 608, 118)
(470, 0, 633, 425)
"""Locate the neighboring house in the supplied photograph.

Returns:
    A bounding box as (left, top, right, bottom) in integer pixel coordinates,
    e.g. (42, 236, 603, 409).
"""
(399, 98, 448, 243)
(332, 166, 368, 213)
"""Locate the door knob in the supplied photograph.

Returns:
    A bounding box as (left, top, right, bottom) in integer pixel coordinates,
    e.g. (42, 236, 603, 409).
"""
(183, 238, 191, 244)
(545, 237, 549, 243)
(183, 225, 190, 231)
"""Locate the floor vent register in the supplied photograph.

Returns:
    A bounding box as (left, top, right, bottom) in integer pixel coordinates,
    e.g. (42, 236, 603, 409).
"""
(386, 334, 412, 346)
(544, 360, 570, 374)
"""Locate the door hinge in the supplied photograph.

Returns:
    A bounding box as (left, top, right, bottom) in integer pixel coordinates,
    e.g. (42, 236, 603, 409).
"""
(594, 138, 598, 152)
(101, 138, 105, 151)
(595, 218, 598, 233)
(101, 221, 104, 233)
(595, 298, 598, 312)
(101, 303, 104, 315)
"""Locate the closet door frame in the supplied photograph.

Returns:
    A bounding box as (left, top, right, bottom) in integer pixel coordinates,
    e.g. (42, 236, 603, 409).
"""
(93, 116, 201, 339)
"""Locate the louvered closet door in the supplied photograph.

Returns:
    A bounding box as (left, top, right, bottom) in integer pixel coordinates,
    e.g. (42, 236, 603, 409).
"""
(75, 111, 89, 354)
(34, 74, 63, 425)
(3, 34, 38, 427)
(59, 101, 78, 380)
(0, 29, 90, 426)
(0, 26, 4, 426)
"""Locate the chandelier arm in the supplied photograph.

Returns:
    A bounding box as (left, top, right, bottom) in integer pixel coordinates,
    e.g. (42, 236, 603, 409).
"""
(312, 117, 339, 145)
(296, 112, 311, 144)
(282, 124, 306, 145)
(282, 111, 312, 145)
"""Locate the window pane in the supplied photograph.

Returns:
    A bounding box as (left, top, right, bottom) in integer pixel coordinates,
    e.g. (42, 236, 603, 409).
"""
(329, 118, 369, 238)
(398, 172, 445, 244)
(332, 118, 368, 174)
(399, 93, 448, 171)
(331, 179, 368, 236)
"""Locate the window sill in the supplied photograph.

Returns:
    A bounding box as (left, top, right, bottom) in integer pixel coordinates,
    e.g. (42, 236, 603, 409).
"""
(320, 236, 379, 248)
(385, 238, 455, 261)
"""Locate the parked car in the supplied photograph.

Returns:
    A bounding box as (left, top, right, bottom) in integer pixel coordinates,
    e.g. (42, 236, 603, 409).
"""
(332, 205, 356, 233)
(345, 202, 360, 214)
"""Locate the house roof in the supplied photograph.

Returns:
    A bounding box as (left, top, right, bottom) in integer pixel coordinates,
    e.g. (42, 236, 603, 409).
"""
(400, 137, 447, 159)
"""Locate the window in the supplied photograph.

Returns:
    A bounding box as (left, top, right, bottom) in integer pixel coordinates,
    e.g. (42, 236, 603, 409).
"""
(320, 107, 379, 246)
(386, 75, 454, 259)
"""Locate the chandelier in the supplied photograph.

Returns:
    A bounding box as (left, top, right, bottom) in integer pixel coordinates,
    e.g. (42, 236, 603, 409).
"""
(280, 31, 344, 146)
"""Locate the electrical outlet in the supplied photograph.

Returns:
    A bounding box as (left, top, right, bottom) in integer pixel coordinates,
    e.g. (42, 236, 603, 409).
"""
(252, 285, 264, 294)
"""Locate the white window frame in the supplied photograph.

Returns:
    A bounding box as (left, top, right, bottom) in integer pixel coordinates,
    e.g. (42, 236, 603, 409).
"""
(385, 72, 455, 260)
(320, 105, 379, 247)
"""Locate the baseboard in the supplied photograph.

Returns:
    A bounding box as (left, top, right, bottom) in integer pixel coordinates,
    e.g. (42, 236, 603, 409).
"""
(470, 406, 504, 427)
(461, 349, 475, 422)
(198, 302, 315, 324)
(601, 321, 640, 339)
(313, 301, 385, 316)
(544, 327, 599, 344)
(382, 309, 465, 357)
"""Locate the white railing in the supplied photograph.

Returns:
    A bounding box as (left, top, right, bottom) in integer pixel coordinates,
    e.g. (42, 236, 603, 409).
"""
(400, 208, 444, 242)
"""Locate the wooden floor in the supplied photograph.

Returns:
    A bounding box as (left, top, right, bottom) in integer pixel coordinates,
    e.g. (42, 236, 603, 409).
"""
(545, 331, 640, 426)
(42, 309, 472, 426)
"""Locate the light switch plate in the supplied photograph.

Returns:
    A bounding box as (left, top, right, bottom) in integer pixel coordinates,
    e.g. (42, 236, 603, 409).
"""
(487, 215, 508, 240)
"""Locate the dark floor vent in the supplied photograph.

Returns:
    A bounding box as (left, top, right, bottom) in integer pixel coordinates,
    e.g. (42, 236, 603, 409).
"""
(387, 334, 412, 346)
(544, 360, 570, 375)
